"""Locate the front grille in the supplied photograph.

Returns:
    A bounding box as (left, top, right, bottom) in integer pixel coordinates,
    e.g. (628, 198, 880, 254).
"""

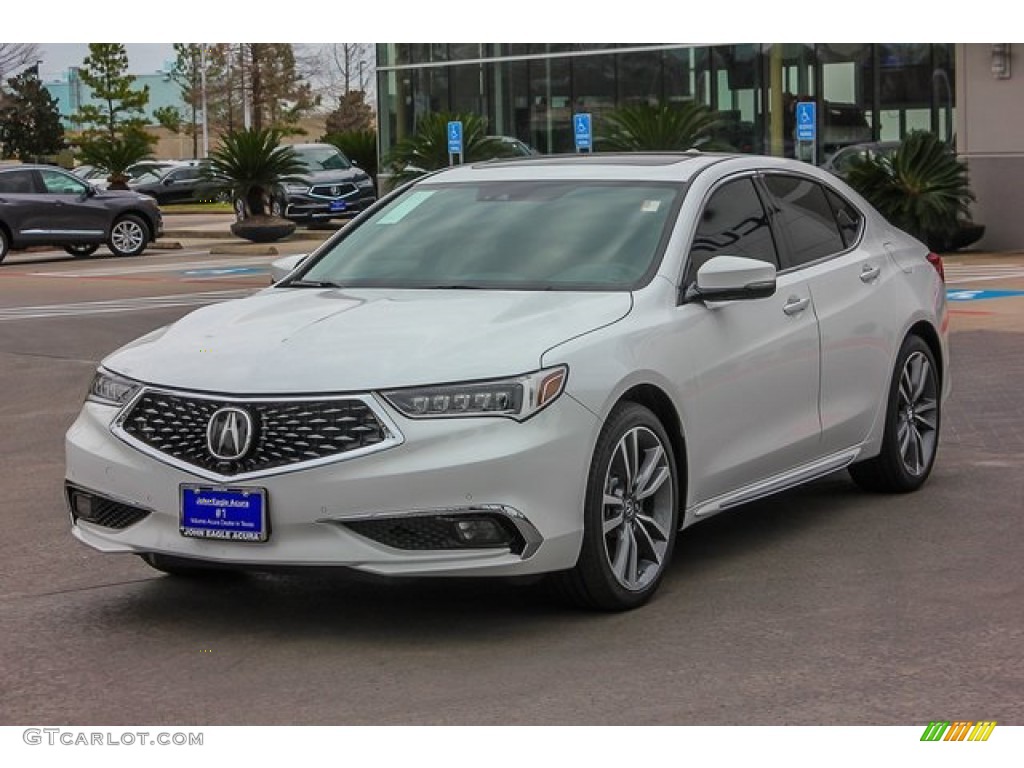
(309, 182, 357, 198)
(67, 485, 151, 529)
(119, 392, 392, 477)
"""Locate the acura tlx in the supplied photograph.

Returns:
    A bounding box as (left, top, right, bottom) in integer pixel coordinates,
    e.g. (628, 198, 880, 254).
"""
(65, 152, 949, 611)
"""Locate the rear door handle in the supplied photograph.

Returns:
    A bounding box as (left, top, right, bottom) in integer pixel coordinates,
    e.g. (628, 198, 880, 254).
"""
(860, 263, 881, 283)
(783, 296, 811, 316)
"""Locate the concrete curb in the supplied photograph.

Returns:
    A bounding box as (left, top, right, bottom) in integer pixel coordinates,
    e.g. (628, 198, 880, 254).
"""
(208, 244, 281, 256)
(162, 229, 331, 241)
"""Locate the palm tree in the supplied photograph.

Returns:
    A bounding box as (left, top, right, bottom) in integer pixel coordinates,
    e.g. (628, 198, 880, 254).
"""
(384, 113, 512, 184)
(77, 129, 153, 190)
(844, 130, 975, 251)
(203, 128, 306, 219)
(596, 102, 724, 152)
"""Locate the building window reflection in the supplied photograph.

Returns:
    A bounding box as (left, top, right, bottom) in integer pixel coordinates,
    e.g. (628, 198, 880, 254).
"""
(376, 43, 956, 165)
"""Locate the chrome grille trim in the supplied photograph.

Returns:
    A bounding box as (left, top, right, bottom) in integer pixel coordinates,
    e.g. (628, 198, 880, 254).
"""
(309, 183, 358, 199)
(112, 389, 404, 482)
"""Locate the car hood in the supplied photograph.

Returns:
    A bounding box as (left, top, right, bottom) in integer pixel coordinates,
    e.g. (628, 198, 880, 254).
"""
(297, 168, 368, 184)
(104, 288, 632, 393)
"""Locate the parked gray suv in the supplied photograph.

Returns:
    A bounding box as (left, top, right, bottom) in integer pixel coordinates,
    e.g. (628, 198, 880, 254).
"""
(0, 165, 163, 262)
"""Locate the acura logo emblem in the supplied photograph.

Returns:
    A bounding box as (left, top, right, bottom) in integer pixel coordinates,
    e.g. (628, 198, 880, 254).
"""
(330, 185, 340, 196)
(206, 407, 254, 461)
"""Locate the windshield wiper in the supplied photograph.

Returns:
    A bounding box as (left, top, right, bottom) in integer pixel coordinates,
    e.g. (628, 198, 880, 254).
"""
(287, 279, 346, 289)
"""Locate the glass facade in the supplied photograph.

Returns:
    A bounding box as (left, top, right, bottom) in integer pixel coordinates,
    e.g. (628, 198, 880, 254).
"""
(376, 43, 955, 162)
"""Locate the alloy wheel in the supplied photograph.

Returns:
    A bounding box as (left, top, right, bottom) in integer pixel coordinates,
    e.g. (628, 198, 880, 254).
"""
(601, 425, 674, 591)
(111, 220, 144, 255)
(896, 350, 939, 476)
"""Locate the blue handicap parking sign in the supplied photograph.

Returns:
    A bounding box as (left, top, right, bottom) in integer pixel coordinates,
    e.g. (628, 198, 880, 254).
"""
(574, 113, 592, 150)
(447, 121, 463, 154)
(796, 102, 816, 141)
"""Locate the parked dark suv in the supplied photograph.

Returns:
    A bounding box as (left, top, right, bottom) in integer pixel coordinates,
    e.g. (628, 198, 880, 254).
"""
(244, 143, 376, 224)
(0, 165, 163, 262)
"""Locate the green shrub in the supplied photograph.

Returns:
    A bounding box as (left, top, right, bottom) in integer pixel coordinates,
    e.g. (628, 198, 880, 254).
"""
(844, 130, 974, 251)
(596, 101, 724, 152)
(322, 129, 377, 180)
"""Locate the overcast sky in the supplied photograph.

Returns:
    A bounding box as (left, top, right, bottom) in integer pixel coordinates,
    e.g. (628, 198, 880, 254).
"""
(38, 44, 176, 80)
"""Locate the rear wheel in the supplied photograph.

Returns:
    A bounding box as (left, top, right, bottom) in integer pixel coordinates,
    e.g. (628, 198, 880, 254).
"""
(0, 228, 9, 263)
(64, 243, 100, 257)
(108, 214, 149, 257)
(550, 402, 679, 611)
(850, 335, 940, 493)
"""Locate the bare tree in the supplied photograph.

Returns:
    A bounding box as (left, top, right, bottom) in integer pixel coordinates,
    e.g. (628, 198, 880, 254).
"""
(304, 44, 373, 110)
(0, 43, 41, 85)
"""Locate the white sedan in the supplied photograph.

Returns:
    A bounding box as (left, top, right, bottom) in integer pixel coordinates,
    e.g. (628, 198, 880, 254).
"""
(65, 152, 949, 610)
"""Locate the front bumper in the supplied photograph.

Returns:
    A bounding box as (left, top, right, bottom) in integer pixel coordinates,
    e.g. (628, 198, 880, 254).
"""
(284, 189, 376, 221)
(65, 393, 598, 577)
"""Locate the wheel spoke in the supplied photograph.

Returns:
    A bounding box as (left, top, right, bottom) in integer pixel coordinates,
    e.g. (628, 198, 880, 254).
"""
(914, 399, 938, 431)
(603, 509, 625, 536)
(634, 445, 667, 499)
(611, 527, 631, 583)
(911, 357, 931, 402)
(603, 493, 624, 508)
(633, 520, 665, 567)
(636, 513, 669, 543)
(625, 527, 639, 587)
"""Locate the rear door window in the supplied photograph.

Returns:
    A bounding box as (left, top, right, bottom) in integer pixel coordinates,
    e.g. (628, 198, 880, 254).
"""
(761, 174, 846, 268)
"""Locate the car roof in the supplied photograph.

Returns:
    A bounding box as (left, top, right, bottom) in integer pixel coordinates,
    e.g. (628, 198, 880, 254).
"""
(421, 152, 819, 184)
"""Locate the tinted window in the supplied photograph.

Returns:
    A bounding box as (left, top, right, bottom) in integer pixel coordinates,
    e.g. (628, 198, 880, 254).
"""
(762, 174, 845, 267)
(0, 170, 36, 193)
(825, 188, 864, 248)
(687, 177, 778, 279)
(40, 169, 89, 195)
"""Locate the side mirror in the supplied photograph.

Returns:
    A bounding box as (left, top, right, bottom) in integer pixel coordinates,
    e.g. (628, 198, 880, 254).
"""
(684, 255, 777, 304)
(270, 253, 308, 284)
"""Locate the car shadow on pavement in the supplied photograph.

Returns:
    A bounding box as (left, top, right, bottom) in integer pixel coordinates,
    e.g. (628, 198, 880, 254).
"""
(87, 474, 868, 643)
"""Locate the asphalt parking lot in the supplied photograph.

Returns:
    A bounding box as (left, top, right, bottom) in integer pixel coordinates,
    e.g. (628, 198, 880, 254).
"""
(0, 230, 1022, 725)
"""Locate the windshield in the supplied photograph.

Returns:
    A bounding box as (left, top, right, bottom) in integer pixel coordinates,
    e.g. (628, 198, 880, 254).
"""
(294, 146, 352, 171)
(297, 180, 682, 291)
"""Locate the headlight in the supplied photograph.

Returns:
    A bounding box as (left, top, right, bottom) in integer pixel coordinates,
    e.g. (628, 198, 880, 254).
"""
(382, 366, 567, 421)
(87, 370, 141, 406)
(356, 177, 374, 189)
(284, 183, 308, 193)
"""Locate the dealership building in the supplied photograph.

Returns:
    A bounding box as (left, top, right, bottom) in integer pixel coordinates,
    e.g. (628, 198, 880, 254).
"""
(375, 44, 1024, 250)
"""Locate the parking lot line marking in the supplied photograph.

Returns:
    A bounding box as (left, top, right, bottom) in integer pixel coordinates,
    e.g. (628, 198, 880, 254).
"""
(0, 289, 256, 321)
(24, 256, 274, 278)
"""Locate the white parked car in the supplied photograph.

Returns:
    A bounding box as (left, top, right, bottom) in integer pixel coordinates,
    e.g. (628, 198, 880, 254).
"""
(65, 152, 950, 610)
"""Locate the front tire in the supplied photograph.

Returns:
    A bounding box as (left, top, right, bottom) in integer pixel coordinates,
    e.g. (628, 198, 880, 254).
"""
(850, 335, 941, 493)
(551, 402, 679, 611)
(0, 228, 9, 263)
(107, 214, 149, 257)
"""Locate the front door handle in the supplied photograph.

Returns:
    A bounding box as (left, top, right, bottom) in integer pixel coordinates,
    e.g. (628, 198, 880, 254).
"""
(783, 295, 811, 316)
(860, 263, 881, 283)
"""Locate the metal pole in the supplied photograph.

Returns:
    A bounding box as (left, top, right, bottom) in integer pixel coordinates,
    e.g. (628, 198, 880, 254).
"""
(200, 45, 209, 158)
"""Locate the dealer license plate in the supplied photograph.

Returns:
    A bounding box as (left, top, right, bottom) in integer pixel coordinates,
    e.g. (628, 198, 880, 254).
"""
(329, 199, 347, 212)
(180, 486, 268, 542)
